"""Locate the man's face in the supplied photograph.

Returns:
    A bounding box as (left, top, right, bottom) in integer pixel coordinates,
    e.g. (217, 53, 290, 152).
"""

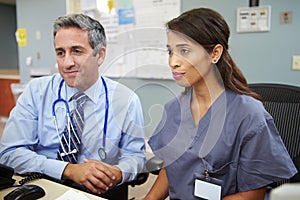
(54, 27, 105, 91)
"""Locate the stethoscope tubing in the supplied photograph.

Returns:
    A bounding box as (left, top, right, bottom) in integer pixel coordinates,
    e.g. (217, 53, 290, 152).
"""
(101, 76, 109, 149)
(52, 79, 70, 116)
(52, 77, 109, 158)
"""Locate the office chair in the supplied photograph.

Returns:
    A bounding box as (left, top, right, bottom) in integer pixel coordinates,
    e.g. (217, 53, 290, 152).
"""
(128, 83, 300, 199)
(249, 83, 300, 186)
(126, 156, 163, 199)
(146, 155, 164, 175)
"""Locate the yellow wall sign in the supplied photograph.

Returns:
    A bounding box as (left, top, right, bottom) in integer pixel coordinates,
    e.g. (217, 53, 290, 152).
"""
(16, 28, 27, 47)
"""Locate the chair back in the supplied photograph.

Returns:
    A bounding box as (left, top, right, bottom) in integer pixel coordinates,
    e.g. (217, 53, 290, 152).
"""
(249, 83, 300, 186)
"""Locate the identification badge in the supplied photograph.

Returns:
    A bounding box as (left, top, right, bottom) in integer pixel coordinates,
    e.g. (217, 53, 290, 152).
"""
(194, 173, 222, 200)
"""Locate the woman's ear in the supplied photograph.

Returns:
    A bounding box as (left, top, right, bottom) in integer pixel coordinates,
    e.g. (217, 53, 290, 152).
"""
(211, 44, 223, 64)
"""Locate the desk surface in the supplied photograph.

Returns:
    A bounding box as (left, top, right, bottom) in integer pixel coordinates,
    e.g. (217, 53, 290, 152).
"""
(270, 183, 300, 200)
(0, 176, 105, 199)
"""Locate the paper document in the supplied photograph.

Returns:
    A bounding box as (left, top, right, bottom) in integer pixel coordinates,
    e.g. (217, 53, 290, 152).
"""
(55, 190, 90, 200)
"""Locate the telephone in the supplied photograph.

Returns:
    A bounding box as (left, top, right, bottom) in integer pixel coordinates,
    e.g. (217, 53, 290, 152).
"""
(0, 163, 48, 190)
(0, 163, 15, 190)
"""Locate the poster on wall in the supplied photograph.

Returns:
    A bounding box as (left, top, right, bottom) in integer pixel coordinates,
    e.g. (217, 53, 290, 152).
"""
(67, 0, 180, 79)
(16, 28, 27, 47)
(236, 6, 271, 33)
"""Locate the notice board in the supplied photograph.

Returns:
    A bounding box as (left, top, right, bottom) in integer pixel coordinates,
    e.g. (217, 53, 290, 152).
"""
(67, 0, 181, 79)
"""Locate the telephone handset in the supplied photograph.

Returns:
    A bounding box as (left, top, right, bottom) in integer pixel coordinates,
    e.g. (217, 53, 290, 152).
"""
(0, 163, 15, 189)
(0, 163, 47, 190)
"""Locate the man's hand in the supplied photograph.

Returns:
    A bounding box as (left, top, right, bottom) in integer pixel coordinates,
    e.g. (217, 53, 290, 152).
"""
(62, 158, 122, 194)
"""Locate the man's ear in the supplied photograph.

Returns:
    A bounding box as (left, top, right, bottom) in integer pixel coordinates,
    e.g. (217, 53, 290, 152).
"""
(211, 44, 223, 64)
(97, 47, 106, 66)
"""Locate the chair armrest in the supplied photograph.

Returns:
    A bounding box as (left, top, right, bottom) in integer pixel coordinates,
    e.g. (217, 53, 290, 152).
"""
(146, 156, 163, 175)
(127, 172, 149, 187)
(127, 155, 163, 187)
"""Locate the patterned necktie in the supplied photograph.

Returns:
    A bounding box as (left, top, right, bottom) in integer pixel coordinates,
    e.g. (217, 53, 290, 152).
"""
(57, 92, 88, 163)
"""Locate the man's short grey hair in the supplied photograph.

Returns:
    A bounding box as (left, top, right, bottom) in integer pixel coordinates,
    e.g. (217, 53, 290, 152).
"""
(53, 14, 106, 56)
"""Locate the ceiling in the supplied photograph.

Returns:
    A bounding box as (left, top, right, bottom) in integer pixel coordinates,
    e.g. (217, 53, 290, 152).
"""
(0, 0, 16, 5)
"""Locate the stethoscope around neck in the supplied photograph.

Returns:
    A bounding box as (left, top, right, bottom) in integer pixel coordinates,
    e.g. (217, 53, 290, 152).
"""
(52, 76, 109, 160)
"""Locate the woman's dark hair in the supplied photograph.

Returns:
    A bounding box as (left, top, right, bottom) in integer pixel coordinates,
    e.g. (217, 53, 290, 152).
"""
(166, 8, 261, 101)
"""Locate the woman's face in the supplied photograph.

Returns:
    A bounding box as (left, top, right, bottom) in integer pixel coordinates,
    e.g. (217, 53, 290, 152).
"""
(167, 30, 213, 87)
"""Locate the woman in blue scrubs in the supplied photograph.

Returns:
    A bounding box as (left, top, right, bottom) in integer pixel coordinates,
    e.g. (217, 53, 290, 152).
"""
(144, 8, 297, 200)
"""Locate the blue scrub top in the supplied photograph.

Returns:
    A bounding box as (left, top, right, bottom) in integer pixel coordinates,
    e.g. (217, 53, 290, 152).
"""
(149, 89, 297, 199)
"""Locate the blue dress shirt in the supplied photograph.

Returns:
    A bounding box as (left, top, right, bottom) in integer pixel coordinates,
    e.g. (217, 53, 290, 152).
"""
(0, 73, 145, 183)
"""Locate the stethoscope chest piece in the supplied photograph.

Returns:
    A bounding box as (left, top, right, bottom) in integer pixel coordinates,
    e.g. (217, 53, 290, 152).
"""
(98, 147, 106, 160)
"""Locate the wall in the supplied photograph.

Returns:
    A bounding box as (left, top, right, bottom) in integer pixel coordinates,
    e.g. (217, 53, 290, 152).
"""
(119, 0, 300, 136)
(15, 0, 300, 137)
(0, 3, 18, 69)
(17, 0, 300, 86)
(16, 0, 66, 83)
(182, 0, 300, 86)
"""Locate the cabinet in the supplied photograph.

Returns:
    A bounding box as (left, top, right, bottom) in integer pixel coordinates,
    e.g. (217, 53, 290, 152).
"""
(0, 70, 20, 117)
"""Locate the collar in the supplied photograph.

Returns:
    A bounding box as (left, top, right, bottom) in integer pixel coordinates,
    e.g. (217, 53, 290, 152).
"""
(64, 76, 107, 104)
